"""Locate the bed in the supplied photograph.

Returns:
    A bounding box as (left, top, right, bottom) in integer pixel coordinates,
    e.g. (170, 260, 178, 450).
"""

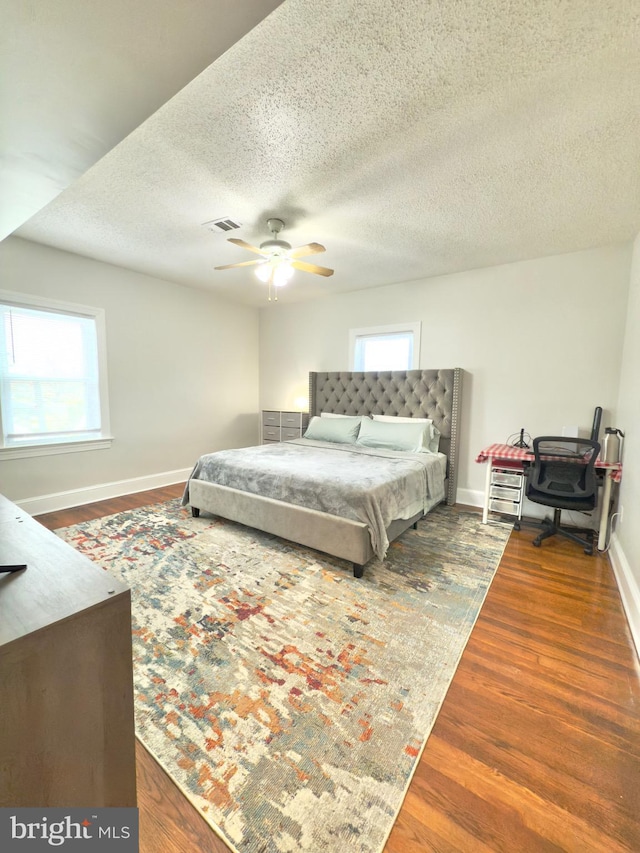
(183, 369, 462, 577)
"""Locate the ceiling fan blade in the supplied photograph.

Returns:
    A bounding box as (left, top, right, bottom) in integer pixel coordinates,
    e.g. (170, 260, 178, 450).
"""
(289, 242, 326, 258)
(214, 259, 263, 270)
(227, 238, 268, 256)
(291, 260, 334, 277)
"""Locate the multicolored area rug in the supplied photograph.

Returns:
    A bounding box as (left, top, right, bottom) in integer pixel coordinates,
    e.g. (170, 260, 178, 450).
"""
(56, 501, 510, 853)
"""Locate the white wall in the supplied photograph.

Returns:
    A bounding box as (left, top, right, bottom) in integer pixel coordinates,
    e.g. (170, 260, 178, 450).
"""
(0, 237, 260, 509)
(2, 235, 635, 647)
(610, 233, 640, 656)
(259, 244, 631, 504)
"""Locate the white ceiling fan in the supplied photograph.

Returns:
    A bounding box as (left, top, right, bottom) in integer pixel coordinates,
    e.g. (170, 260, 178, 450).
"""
(214, 218, 333, 300)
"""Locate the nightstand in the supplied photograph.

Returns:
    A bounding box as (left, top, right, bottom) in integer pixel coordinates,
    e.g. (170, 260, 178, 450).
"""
(262, 410, 309, 444)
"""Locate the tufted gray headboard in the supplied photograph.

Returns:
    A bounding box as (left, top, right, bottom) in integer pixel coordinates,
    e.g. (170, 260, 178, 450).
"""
(308, 368, 462, 506)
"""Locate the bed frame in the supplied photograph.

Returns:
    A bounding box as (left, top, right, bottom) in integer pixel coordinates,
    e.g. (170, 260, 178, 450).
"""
(188, 368, 462, 578)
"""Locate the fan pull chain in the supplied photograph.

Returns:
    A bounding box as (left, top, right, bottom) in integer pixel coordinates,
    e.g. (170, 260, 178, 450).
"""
(267, 273, 278, 302)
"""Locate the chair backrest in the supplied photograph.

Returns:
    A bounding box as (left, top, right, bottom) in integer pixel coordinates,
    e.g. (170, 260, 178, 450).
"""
(529, 436, 601, 501)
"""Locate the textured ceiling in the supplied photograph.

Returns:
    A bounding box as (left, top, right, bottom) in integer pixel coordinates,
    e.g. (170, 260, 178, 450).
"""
(0, 0, 283, 239)
(7, 0, 640, 307)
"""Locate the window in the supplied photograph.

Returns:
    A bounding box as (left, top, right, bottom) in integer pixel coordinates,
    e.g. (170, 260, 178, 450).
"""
(349, 322, 421, 371)
(0, 292, 112, 458)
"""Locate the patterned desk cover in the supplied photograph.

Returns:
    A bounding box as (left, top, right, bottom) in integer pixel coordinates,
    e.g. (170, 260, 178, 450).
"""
(476, 443, 622, 483)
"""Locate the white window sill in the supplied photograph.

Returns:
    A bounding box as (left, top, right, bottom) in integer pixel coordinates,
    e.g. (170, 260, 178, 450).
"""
(0, 437, 114, 460)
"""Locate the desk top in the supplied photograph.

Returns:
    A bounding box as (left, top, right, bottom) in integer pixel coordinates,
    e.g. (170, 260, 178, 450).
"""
(0, 494, 129, 647)
(476, 443, 622, 483)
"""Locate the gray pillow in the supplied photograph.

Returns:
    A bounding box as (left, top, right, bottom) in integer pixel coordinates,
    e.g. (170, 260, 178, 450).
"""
(372, 415, 441, 452)
(304, 415, 363, 444)
(357, 417, 436, 453)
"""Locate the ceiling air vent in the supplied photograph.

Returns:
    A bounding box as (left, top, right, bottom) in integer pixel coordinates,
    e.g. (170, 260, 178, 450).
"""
(202, 217, 242, 233)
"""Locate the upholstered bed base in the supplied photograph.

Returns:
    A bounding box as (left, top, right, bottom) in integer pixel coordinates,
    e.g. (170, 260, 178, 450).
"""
(187, 368, 462, 578)
(189, 478, 422, 578)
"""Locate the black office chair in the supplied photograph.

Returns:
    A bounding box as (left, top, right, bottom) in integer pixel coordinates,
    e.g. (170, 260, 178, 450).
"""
(526, 436, 600, 555)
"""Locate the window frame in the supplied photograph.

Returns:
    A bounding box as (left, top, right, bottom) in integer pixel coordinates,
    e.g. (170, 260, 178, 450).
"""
(348, 322, 421, 372)
(0, 290, 113, 460)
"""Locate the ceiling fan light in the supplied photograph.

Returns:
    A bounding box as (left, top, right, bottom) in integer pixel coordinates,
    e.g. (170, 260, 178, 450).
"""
(217, 220, 333, 293)
(255, 262, 271, 283)
(273, 260, 294, 287)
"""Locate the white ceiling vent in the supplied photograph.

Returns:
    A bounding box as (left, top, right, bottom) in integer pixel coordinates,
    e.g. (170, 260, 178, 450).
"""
(202, 217, 242, 233)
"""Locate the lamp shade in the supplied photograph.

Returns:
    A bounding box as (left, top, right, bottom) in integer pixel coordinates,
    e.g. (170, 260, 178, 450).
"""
(255, 262, 271, 282)
(255, 256, 294, 287)
(272, 260, 294, 286)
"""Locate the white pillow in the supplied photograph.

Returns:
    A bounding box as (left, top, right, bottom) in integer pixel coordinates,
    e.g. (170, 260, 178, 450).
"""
(371, 414, 441, 453)
(320, 412, 357, 418)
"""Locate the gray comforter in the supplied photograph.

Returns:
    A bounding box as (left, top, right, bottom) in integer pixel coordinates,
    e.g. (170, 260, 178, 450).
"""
(182, 438, 446, 559)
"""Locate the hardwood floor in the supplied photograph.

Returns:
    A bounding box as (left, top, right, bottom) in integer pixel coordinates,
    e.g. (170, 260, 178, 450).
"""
(37, 487, 640, 853)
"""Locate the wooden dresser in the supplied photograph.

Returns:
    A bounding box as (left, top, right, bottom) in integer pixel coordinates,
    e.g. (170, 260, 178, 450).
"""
(0, 494, 137, 807)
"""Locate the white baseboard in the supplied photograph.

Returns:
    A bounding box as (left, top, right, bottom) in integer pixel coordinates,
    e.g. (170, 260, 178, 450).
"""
(17, 468, 193, 516)
(456, 488, 484, 508)
(456, 488, 595, 526)
(460, 487, 548, 515)
(609, 534, 640, 662)
(456, 488, 560, 522)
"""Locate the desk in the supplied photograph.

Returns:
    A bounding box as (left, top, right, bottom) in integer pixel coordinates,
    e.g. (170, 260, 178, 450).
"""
(476, 443, 622, 551)
(0, 493, 137, 806)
